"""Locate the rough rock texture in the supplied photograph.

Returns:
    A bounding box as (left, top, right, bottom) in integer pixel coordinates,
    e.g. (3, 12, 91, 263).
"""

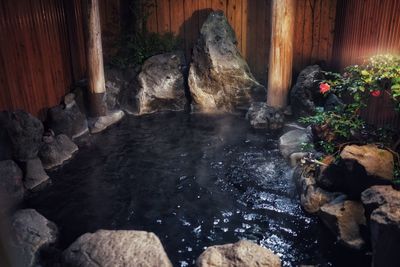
(137, 52, 187, 114)
(63, 230, 172, 267)
(2, 110, 44, 161)
(293, 164, 341, 213)
(89, 110, 125, 134)
(319, 199, 366, 249)
(47, 96, 89, 139)
(0, 160, 24, 213)
(290, 65, 324, 118)
(317, 158, 393, 199)
(22, 158, 49, 189)
(361, 186, 400, 214)
(105, 68, 129, 111)
(279, 129, 312, 159)
(246, 102, 284, 130)
(196, 240, 281, 267)
(370, 203, 400, 267)
(189, 11, 265, 112)
(10, 209, 58, 267)
(39, 134, 78, 170)
(340, 145, 393, 180)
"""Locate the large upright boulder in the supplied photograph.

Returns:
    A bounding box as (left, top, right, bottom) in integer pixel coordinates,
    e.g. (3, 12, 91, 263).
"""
(63, 230, 172, 267)
(279, 129, 312, 159)
(2, 110, 44, 161)
(290, 65, 324, 118)
(189, 11, 265, 112)
(10, 209, 58, 267)
(370, 203, 400, 267)
(137, 52, 187, 114)
(319, 199, 366, 250)
(196, 240, 281, 267)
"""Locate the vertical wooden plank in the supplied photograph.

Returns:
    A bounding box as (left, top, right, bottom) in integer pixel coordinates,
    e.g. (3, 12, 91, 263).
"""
(170, 0, 185, 36)
(183, 0, 199, 59)
(146, 0, 158, 33)
(293, 0, 306, 73)
(227, 0, 242, 51)
(211, 0, 227, 14)
(156, 0, 170, 33)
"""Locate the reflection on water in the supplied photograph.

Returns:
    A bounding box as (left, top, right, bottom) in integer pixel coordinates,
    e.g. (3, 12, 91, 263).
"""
(25, 112, 370, 266)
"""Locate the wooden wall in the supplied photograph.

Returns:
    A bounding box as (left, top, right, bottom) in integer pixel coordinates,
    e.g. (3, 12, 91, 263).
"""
(0, 0, 77, 118)
(332, 0, 400, 70)
(145, 0, 337, 85)
(332, 0, 400, 128)
(0, 0, 119, 118)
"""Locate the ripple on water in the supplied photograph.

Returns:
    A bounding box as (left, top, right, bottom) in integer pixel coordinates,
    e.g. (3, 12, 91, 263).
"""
(25, 112, 370, 267)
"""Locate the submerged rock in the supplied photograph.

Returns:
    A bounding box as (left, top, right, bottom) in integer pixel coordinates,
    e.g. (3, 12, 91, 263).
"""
(319, 199, 366, 250)
(290, 65, 324, 118)
(189, 11, 265, 112)
(10, 209, 58, 267)
(196, 240, 281, 267)
(137, 52, 187, 114)
(39, 134, 78, 170)
(0, 160, 24, 213)
(340, 145, 394, 180)
(246, 102, 284, 130)
(47, 95, 89, 139)
(279, 129, 312, 159)
(21, 158, 49, 190)
(2, 110, 44, 161)
(63, 230, 172, 267)
(370, 203, 400, 267)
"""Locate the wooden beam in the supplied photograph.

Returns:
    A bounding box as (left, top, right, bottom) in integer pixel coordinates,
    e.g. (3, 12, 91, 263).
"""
(267, 0, 296, 108)
(83, 0, 107, 117)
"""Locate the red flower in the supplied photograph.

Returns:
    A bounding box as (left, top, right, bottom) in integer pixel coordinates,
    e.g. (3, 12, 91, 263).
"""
(319, 83, 331, 94)
(371, 90, 381, 97)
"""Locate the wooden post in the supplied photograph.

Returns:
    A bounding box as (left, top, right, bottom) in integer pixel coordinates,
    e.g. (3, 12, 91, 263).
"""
(83, 0, 107, 117)
(267, 0, 296, 108)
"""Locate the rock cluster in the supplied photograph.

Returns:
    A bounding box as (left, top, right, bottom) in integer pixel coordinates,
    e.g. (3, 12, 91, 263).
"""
(246, 102, 284, 130)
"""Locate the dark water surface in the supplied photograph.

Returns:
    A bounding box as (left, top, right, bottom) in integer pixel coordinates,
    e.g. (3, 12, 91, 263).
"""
(25, 112, 370, 266)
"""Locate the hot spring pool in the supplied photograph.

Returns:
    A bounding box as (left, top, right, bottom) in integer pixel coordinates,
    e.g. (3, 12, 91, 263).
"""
(25, 112, 370, 266)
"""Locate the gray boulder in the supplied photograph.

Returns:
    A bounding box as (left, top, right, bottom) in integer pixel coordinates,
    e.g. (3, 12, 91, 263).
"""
(137, 52, 187, 114)
(39, 134, 78, 170)
(63, 230, 172, 267)
(2, 110, 44, 161)
(279, 129, 312, 159)
(10, 209, 58, 267)
(0, 160, 24, 213)
(189, 11, 265, 112)
(105, 67, 140, 113)
(0, 115, 13, 160)
(21, 158, 49, 190)
(246, 102, 284, 130)
(290, 65, 324, 118)
(319, 198, 366, 250)
(324, 93, 344, 112)
(361, 185, 400, 215)
(196, 240, 281, 267)
(370, 203, 400, 267)
(47, 95, 89, 139)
